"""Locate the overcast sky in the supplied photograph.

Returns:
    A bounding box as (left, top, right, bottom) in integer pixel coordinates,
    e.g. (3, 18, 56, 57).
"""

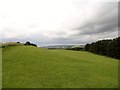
(0, 0, 118, 46)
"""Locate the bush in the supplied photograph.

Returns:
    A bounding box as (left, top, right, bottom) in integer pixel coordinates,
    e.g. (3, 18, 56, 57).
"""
(24, 41, 37, 47)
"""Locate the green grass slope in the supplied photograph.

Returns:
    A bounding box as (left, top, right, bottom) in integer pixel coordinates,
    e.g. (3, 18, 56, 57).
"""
(2, 46, 118, 88)
(0, 48, 2, 89)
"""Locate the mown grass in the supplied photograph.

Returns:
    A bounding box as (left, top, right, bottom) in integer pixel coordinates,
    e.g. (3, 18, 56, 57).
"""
(2, 46, 118, 88)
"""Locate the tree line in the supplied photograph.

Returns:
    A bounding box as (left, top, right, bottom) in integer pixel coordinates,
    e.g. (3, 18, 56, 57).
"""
(85, 37, 120, 59)
(66, 47, 84, 51)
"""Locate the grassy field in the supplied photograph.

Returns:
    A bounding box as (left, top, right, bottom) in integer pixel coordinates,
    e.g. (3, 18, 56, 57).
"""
(0, 48, 2, 89)
(2, 46, 118, 88)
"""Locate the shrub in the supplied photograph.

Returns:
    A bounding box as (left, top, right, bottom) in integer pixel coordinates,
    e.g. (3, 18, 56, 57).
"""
(24, 41, 37, 47)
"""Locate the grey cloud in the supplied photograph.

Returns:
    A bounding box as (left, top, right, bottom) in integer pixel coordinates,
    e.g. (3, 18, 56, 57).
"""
(50, 2, 118, 45)
(73, 2, 118, 36)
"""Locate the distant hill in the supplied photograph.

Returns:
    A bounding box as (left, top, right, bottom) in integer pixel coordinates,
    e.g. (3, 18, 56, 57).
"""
(42, 44, 85, 49)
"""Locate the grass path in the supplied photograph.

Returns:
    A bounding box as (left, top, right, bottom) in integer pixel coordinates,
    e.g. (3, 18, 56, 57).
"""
(2, 46, 118, 88)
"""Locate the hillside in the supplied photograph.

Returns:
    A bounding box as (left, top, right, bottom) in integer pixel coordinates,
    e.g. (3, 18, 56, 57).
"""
(2, 46, 118, 88)
(0, 48, 2, 89)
